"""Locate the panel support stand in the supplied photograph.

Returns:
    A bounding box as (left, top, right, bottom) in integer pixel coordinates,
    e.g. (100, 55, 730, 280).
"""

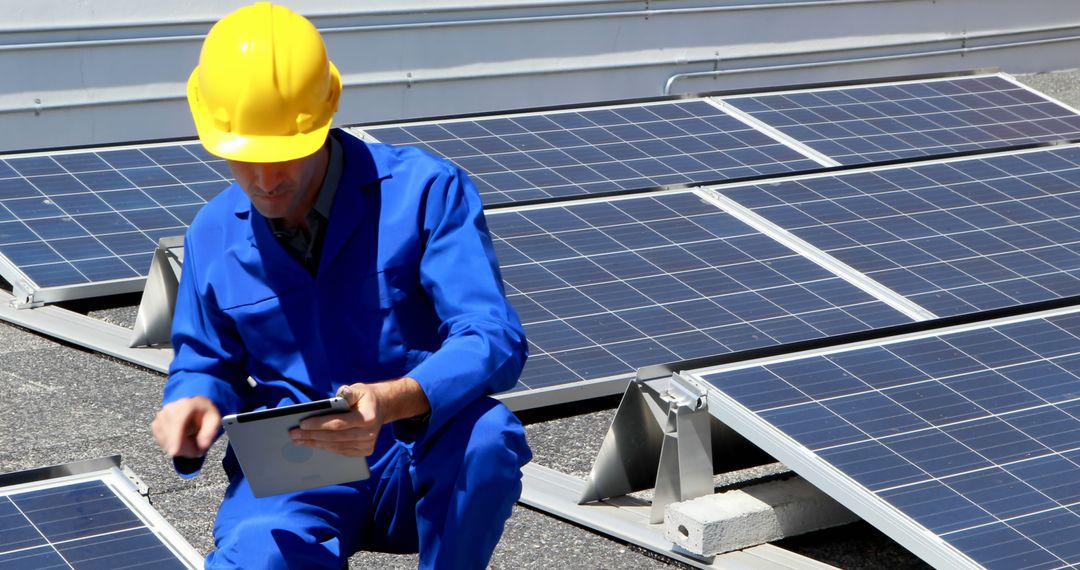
(580, 373, 714, 524)
(130, 236, 184, 348)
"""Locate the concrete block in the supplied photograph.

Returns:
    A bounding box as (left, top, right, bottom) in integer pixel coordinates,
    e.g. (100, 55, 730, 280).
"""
(664, 476, 858, 556)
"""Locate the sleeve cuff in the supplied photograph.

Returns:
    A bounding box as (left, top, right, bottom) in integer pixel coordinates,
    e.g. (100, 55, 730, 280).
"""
(171, 455, 206, 478)
(390, 412, 431, 443)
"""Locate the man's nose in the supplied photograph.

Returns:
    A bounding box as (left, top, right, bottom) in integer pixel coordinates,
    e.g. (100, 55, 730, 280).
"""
(253, 163, 285, 191)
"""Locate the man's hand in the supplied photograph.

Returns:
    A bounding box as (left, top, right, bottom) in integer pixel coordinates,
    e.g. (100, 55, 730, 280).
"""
(290, 377, 430, 457)
(151, 396, 221, 458)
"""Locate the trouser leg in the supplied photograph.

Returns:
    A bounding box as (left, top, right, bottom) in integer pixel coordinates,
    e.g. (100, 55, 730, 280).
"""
(405, 397, 532, 570)
(207, 471, 358, 568)
(206, 397, 531, 569)
(206, 440, 401, 570)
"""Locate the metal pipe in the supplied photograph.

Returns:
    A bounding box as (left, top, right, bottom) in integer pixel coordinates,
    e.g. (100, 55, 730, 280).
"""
(4, 27, 1079, 117)
(2, 25, 1080, 117)
(663, 31, 1080, 95)
(0, 0, 910, 50)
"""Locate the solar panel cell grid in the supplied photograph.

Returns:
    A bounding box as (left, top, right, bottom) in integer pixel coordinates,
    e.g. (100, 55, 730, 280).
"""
(702, 311, 1080, 569)
(488, 192, 912, 391)
(0, 144, 228, 292)
(0, 480, 188, 570)
(726, 76, 1080, 165)
(363, 101, 821, 205)
(719, 146, 1080, 318)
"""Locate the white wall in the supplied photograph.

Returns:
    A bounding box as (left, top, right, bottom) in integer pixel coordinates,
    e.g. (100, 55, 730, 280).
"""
(1, 0, 1078, 152)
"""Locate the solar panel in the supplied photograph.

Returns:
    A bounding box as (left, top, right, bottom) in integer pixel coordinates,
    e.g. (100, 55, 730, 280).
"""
(0, 463, 201, 569)
(724, 74, 1080, 165)
(357, 100, 823, 205)
(487, 190, 913, 393)
(0, 142, 229, 304)
(715, 145, 1080, 317)
(692, 307, 1080, 569)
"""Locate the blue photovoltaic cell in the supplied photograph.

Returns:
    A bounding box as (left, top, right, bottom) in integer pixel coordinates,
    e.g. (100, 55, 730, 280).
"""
(726, 75, 1080, 165)
(702, 311, 1080, 569)
(0, 480, 188, 570)
(0, 497, 44, 552)
(488, 191, 912, 391)
(363, 101, 821, 205)
(719, 146, 1080, 317)
(0, 547, 68, 570)
(0, 143, 231, 294)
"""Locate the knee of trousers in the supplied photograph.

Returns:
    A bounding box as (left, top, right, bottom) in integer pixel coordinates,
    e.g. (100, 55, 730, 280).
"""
(457, 401, 532, 494)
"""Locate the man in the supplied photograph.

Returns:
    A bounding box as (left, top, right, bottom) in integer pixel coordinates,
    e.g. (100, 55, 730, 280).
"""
(150, 3, 532, 568)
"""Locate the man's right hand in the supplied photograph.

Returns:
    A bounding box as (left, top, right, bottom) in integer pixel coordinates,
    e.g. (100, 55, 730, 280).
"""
(151, 396, 221, 458)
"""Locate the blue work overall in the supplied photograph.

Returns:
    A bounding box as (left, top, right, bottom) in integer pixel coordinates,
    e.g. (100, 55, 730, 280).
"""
(164, 130, 532, 568)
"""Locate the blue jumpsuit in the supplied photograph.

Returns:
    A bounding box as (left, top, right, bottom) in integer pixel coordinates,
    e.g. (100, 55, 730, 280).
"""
(163, 129, 532, 569)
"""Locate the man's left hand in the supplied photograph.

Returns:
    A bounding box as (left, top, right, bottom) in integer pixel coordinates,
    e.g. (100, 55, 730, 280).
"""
(289, 377, 430, 457)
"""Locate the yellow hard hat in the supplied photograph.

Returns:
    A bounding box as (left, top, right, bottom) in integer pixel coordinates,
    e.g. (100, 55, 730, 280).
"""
(186, 2, 342, 163)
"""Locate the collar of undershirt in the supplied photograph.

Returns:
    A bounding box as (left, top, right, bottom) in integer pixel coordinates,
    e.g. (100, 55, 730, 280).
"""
(312, 134, 344, 221)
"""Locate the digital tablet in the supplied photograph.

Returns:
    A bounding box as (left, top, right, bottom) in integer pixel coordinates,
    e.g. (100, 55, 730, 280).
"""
(222, 397, 371, 498)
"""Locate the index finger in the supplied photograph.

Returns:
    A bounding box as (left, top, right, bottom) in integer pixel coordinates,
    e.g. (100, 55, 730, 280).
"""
(299, 410, 368, 431)
(194, 406, 222, 452)
(155, 405, 200, 457)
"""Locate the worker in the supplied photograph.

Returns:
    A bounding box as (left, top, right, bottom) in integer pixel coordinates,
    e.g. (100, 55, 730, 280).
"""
(149, 3, 532, 568)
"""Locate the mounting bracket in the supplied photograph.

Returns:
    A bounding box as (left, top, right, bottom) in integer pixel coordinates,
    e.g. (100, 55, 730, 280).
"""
(580, 373, 714, 523)
(130, 236, 184, 348)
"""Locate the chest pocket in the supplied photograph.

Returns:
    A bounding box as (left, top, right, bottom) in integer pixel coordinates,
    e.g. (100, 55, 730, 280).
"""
(218, 281, 305, 364)
(215, 269, 404, 329)
(214, 272, 289, 312)
(214, 265, 416, 379)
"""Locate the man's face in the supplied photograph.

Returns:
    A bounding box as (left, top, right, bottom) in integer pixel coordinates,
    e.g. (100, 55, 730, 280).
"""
(227, 147, 326, 224)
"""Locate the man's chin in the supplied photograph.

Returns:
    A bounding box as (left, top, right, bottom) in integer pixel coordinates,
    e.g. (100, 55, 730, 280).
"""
(252, 207, 282, 220)
(250, 198, 291, 219)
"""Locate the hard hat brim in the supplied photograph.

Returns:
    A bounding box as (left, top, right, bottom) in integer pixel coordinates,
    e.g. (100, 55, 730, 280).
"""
(186, 69, 333, 164)
(196, 121, 332, 164)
